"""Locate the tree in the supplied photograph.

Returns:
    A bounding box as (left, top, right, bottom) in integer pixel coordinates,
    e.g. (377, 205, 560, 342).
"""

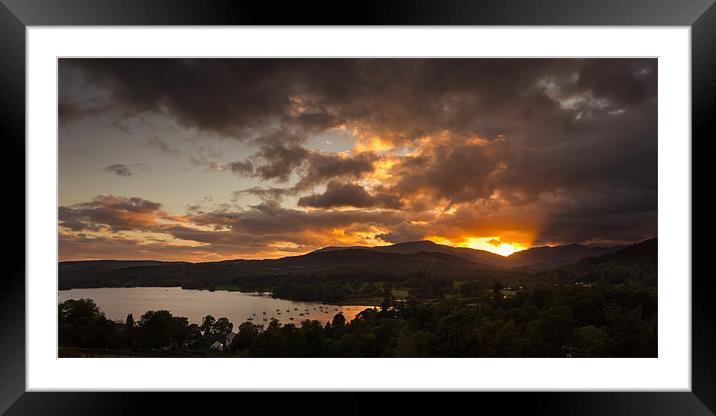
(234, 321, 262, 350)
(213, 317, 233, 337)
(125, 313, 136, 350)
(331, 313, 346, 328)
(201, 315, 216, 337)
(137, 310, 188, 350)
(58, 299, 115, 348)
(603, 304, 656, 357)
(573, 325, 610, 357)
(540, 304, 578, 356)
(251, 318, 287, 357)
(59, 298, 104, 324)
(299, 320, 326, 357)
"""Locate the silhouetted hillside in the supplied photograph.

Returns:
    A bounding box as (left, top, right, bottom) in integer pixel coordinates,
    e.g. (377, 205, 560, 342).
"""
(314, 240, 622, 270)
(536, 239, 657, 287)
(58, 239, 655, 292)
(58, 247, 493, 291)
(315, 241, 505, 266)
(282, 248, 491, 271)
(505, 244, 622, 270)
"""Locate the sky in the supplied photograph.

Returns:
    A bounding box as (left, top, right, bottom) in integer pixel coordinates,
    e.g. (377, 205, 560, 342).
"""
(58, 58, 657, 262)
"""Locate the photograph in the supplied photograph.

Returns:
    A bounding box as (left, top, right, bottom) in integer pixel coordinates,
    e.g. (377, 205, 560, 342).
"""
(2, 0, 709, 410)
(57, 58, 658, 358)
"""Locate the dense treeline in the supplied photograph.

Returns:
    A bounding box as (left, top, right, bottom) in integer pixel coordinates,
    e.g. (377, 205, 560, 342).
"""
(60, 265, 515, 304)
(59, 280, 656, 357)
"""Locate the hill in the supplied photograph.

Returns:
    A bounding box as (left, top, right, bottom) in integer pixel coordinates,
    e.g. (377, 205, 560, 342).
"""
(536, 238, 657, 287)
(504, 244, 623, 270)
(279, 248, 492, 271)
(58, 247, 496, 291)
(314, 240, 622, 270)
(58, 239, 651, 291)
(316, 240, 505, 266)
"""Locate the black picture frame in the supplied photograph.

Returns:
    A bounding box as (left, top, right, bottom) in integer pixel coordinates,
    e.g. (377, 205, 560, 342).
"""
(1, 0, 711, 414)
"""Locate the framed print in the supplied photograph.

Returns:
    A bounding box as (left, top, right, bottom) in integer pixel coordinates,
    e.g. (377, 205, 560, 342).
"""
(2, 0, 713, 414)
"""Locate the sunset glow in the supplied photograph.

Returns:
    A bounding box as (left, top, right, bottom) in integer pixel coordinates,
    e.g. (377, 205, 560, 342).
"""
(463, 238, 527, 257)
(58, 59, 657, 261)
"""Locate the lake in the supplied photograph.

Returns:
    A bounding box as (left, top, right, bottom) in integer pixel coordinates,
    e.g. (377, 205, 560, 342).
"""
(58, 287, 375, 326)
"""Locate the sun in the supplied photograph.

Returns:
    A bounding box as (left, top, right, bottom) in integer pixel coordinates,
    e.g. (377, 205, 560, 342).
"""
(463, 237, 526, 257)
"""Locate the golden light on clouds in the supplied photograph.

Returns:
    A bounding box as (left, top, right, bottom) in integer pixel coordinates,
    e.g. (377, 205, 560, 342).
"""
(352, 133, 394, 154)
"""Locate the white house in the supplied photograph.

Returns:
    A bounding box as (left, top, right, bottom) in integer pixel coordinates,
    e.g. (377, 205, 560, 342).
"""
(209, 331, 237, 352)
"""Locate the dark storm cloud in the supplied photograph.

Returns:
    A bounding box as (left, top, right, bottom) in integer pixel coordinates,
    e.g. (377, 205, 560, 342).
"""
(186, 201, 403, 237)
(228, 160, 254, 176)
(60, 59, 656, 144)
(252, 143, 310, 182)
(389, 138, 512, 205)
(59, 59, 297, 137)
(102, 164, 133, 177)
(229, 140, 377, 190)
(58, 59, 549, 138)
(296, 151, 378, 190)
(59, 195, 164, 232)
(298, 180, 402, 209)
(531, 188, 658, 245)
(574, 59, 657, 106)
(60, 58, 658, 246)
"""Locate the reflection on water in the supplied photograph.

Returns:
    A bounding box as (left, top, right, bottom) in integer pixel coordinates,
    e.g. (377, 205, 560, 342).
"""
(58, 287, 375, 326)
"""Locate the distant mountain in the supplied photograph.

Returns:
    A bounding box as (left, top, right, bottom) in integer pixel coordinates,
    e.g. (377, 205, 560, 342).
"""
(59, 259, 186, 271)
(537, 238, 657, 287)
(315, 240, 505, 266)
(504, 244, 623, 271)
(58, 239, 650, 290)
(314, 240, 623, 271)
(58, 247, 493, 290)
(277, 248, 490, 272)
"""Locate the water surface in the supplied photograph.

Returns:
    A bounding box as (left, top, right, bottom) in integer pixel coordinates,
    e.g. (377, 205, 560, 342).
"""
(58, 287, 374, 326)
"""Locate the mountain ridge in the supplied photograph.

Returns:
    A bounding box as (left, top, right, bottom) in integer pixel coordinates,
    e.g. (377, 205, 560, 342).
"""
(59, 239, 629, 270)
(540, 238, 657, 287)
(58, 239, 655, 290)
(310, 239, 624, 270)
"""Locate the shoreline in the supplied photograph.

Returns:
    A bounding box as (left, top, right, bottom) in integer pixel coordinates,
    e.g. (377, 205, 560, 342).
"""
(59, 285, 383, 307)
